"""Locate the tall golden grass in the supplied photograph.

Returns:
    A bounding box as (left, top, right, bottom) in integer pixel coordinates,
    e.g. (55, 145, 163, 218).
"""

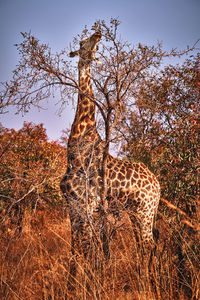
(0, 206, 199, 299)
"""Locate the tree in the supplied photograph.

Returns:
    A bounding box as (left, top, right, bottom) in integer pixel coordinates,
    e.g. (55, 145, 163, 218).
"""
(120, 53, 200, 215)
(0, 122, 66, 232)
(1, 19, 197, 137)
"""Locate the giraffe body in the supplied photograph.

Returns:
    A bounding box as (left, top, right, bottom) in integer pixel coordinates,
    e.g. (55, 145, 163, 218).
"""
(106, 155, 160, 245)
(60, 32, 160, 258)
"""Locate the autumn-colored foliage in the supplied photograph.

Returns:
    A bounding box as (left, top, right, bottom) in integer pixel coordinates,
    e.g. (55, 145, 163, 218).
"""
(0, 122, 66, 233)
(121, 53, 199, 219)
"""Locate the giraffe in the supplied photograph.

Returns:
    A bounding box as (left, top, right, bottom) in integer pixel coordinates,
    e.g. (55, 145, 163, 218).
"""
(60, 32, 160, 262)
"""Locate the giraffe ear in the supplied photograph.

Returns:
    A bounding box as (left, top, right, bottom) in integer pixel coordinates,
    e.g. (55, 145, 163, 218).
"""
(68, 50, 79, 57)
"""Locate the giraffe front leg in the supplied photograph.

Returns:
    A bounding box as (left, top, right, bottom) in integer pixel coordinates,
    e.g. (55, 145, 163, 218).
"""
(67, 211, 93, 292)
(67, 213, 81, 291)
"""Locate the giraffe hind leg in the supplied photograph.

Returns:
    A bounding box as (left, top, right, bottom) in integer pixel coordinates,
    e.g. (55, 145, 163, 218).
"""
(128, 207, 155, 251)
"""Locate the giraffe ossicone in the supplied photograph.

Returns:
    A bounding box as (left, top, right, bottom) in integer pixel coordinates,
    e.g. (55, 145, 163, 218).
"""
(60, 31, 160, 258)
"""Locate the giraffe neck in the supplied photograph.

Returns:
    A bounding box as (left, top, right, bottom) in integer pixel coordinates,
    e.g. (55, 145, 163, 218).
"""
(70, 65, 97, 139)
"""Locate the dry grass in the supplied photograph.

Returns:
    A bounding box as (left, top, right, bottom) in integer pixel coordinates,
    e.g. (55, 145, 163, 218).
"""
(0, 207, 199, 300)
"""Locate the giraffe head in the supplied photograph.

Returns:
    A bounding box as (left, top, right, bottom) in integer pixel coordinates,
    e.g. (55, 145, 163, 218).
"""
(68, 32, 102, 66)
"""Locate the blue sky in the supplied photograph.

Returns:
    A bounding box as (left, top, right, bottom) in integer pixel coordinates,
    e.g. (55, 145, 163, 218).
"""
(0, 0, 199, 140)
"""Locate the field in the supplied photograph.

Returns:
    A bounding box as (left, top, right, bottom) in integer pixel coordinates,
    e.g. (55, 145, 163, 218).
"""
(1, 202, 199, 300)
